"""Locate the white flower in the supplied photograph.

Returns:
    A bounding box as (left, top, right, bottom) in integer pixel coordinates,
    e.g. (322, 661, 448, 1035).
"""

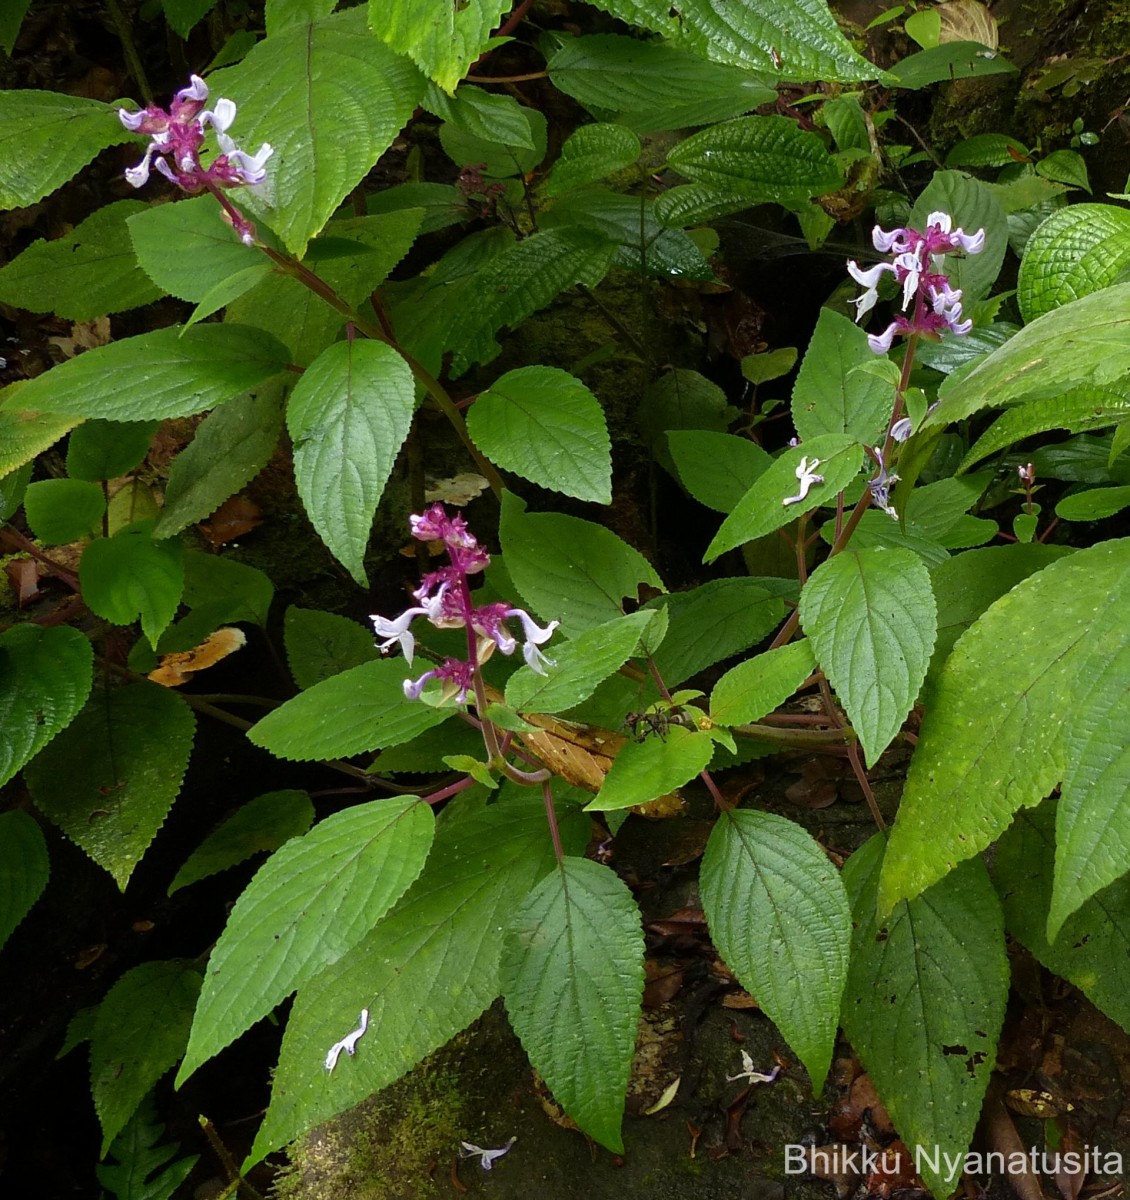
(782, 456, 824, 506)
(459, 1136, 516, 1170)
(324, 1009, 369, 1071)
(726, 1050, 781, 1085)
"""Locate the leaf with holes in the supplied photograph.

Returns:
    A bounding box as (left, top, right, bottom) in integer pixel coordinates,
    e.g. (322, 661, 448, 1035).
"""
(701, 809, 850, 1090)
(799, 547, 936, 767)
(25, 684, 195, 889)
(501, 857, 644, 1151)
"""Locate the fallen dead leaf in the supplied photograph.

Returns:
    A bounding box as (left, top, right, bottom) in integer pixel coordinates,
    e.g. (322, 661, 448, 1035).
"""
(199, 495, 262, 545)
(148, 627, 247, 687)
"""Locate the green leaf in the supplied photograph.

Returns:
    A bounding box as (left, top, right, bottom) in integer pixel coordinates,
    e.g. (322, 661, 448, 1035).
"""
(0, 625, 94, 788)
(710, 640, 816, 727)
(224, 271, 344, 368)
(658, 117, 843, 225)
(646, 578, 785, 686)
(500, 493, 664, 635)
(501, 857, 643, 1151)
(0, 0, 31, 55)
(284, 607, 379, 689)
(367, 181, 467, 234)
(0, 91, 132, 209)
(25, 683, 195, 889)
(890, 41, 1017, 90)
(128, 195, 261, 302)
(313, 210, 426, 305)
(445, 228, 616, 375)
(945, 133, 1029, 168)
(439, 104, 546, 178)
(742, 347, 799, 386)
(369, 0, 507, 93)
(287, 340, 414, 585)
(506, 611, 654, 714)
(179, 796, 434, 1082)
(248, 658, 452, 760)
(1035, 148, 1090, 193)
(842, 836, 1007, 1199)
(546, 34, 775, 133)
(265, 0, 338, 36)
(210, 7, 426, 255)
(878, 539, 1130, 917)
(0, 811, 49, 952)
(791, 308, 892, 443)
(80, 522, 184, 647)
(184, 265, 273, 329)
(586, 725, 713, 812)
(96, 1094, 198, 1200)
(705, 434, 863, 562)
(960, 386, 1130, 470)
(425, 83, 536, 148)
(701, 810, 850, 1090)
(162, 0, 217, 37)
(929, 284, 1130, 428)
(909, 170, 1007, 302)
(23, 478, 105, 544)
(667, 430, 771, 513)
(467, 366, 611, 503)
(67, 420, 157, 483)
(994, 799, 1130, 1034)
(640, 369, 737, 478)
(545, 123, 641, 196)
(799, 546, 936, 766)
(180, 550, 274, 628)
(0, 386, 80, 475)
(246, 787, 587, 1166)
(152, 380, 285, 538)
(1056, 484, 1130, 521)
(91, 961, 202, 1154)
(168, 790, 314, 896)
(823, 508, 949, 568)
(1016, 204, 1130, 323)
(11, 324, 290, 421)
(0, 201, 162, 318)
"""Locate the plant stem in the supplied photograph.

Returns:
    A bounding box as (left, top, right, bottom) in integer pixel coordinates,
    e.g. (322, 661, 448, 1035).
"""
(543, 778, 564, 863)
(105, 0, 152, 104)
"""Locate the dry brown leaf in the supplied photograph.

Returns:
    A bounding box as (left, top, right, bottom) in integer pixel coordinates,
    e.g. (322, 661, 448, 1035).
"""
(424, 472, 490, 506)
(148, 627, 247, 687)
(198, 495, 262, 545)
(4, 557, 41, 606)
(936, 0, 998, 49)
(48, 317, 111, 358)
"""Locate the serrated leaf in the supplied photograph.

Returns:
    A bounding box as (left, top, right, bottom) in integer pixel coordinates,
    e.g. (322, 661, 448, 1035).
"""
(96, 1093, 198, 1200)
(184, 265, 272, 329)
(701, 810, 850, 1090)
(546, 34, 775, 134)
(791, 308, 892, 443)
(369, 0, 507, 93)
(929, 285, 1130, 429)
(445, 228, 617, 375)
(705, 434, 863, 562)
(80, 522, 184, 647)
(667, 430, 771, 513)
(0, 387, 80, 476)
(879, 539, 1130, 916)
(660, 117, 843, 221)
(0, 625, 94, 788)
(25, 683, 195, 889)
(224, 271, 344, 368)
(799, 547, 935, 766)
(0, 811, 49, 952)
(0, 91, 132, 209)
(506, 611, 654, 714)
(646, 578, 785, 686)
(467, 366, 611, 503)
(1017, 204, 1130, 323)
(24, 478, 105, 543)
(711, 640, 816, 727)
(177, 550, 274, 632)
(287, 340, 413, 585)
(367, 181, 467, 234)
(438, 104, 546, 178)
(960, 386, 1130, 469)
(545, 123, 641, 196)
(842, 836, 1007, 1198)
(67, 420, 157, 483)
(245, 787, 587, 1166)
(945, 133, 1028, 168)
(162, 0, 217, 37)
(586, 725, 712, 812)
(179, 796, 434, 1081)
(11, 324, 290, 421)
(92, 961, 202, 1154)
(209, 7, 425, 255)
(153, 379, 285, 538)
(641, 369, 737, 478)
(168, 790, 315, 895)
(425, 83, 535, 148)
(284, 607, 379, 689)
(500, 493, 664, 635)
(823, 508, 949, 568)
(128, 196, 261, 302)
(265, 0, 337, 36)
(995, 799, 1130, 1033)
(501, 857, 643, 1150)
(909, 170, 1007, 302)
(1035, 148, 1090, 193)
(0, 201, 162, 318)
(314, 209, 426, 305)
(248, 658, 452, 760)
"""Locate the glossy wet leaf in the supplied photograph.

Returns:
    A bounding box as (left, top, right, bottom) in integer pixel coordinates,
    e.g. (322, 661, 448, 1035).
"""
(0, 812, 49, 952)
(369, 0, 508, 93)
(179, 797, 434, 1082)
(702, 810, 849, 1090)
(25, 683, 195, 890)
